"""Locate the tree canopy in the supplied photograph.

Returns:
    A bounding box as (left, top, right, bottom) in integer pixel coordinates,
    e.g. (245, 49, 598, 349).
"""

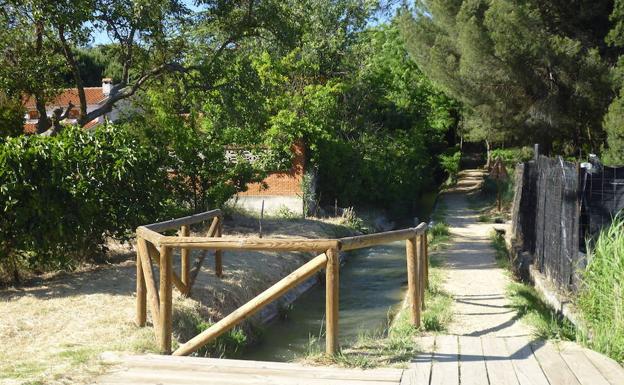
(399, 0, 624, 161)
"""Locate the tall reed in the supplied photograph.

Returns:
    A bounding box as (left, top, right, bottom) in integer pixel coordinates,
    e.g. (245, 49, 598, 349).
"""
(578, 216, 624, 363)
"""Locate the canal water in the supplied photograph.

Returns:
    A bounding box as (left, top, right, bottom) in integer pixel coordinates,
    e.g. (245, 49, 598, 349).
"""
(241, 192, 437, 362)
(241, 241, 408, 362)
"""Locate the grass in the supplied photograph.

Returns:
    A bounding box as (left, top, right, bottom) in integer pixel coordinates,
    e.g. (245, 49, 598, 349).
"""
(576, 216, 624, 364)
(507, 282, 576, 341)
(490, 231, 511, 270)
(490, 231, 577, 342)
(304, 256, 452, 368)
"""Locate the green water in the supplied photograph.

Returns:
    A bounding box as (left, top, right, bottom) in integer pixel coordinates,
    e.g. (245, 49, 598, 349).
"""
(240, 242, 409, 362)
(240, 192, 437, 362)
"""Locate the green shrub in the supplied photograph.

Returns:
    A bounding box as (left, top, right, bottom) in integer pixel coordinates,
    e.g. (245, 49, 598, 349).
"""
(438, 147, 461, 183)
(490, 147, 533, 169)
(0, 125, 168, 282)
(578, 216, 624, 363)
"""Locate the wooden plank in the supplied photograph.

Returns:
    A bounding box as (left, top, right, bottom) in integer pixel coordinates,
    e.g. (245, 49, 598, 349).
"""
(481, 336, 520, 385)
(96, 368, 398, 385)
(558, 342, 610, 385)
(207, 216, 220, 238)
(341, 227, 422, 251)
(458, 336, 488, 385)
(418, 234, 425, 311)
(159, 246, 173, 354)
(577, 344, 624, 385)
(430, 335, 459, 385)
(530, 340, 581, 385)
(400, 336, 435, 385)
(136, 241, 147, 327)
(159, 237, 341, 252)
(179, 225, 190, 295)
(144, 209, 222, 232)
(173, 253, 329, 356)
(215, 221, 223, 278)
(136, 226, 164, 247)
(423, 230, 429, 289)
(326, 247, 340, 355)
(505, 337, 549, 385)
(137, 238, 160, 330)
(101, 353, 402, 381)
(148, 241, 187, 295)
(405, 237, 420, 327)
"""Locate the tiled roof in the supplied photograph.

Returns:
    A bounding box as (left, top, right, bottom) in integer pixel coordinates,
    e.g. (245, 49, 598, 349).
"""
(22, 87, 108, 109)
(24, 123, 37, 134)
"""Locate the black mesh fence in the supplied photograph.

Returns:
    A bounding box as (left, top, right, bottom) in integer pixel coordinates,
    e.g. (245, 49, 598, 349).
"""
(580, 165, 624, 244)
(513, 155, 624, 291)
(513, 156, 580, 290)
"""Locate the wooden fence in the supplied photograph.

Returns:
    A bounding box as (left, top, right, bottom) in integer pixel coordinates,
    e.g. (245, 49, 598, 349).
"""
(135, 210, 429, 356)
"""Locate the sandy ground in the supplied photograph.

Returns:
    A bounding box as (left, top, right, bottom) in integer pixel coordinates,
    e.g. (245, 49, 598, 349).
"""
(439, 170, 531, 337)
(0, 213, 356, 385)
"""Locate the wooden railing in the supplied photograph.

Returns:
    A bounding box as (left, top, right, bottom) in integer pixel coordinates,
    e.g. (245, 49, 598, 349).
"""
(135, 210, 429, 356)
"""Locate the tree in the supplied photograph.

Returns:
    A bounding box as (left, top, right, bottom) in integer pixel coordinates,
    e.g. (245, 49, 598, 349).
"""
(0, 0, 293, 134)
(399, 0, 615, 156)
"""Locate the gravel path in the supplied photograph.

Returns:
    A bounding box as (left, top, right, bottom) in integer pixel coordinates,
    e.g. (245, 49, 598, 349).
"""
(439, 170, 531, 337)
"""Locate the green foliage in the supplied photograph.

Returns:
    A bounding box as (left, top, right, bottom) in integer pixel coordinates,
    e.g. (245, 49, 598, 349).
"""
(577, 216, 624, 363)
(602, 92, 624, 166)
(507, 282, 577, 340)
(0, 93, 25, 138)
(0, 125, 167, 280)
(438, 148, 461, 183)
(399, 1, 613, 155)
(195, 322, 248, 358)
(491, 231, 511, 270)
(490, 147, 534, 169)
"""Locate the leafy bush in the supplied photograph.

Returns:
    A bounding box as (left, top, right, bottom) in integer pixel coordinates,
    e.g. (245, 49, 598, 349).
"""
(577, 216, 624, 363)
(438, 148, 461, 183)
(490, 147, 534, 169)
(0, 125, 168, 282)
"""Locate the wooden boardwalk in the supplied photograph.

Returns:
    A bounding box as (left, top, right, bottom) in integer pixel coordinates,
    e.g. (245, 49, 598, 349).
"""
(94, 336, 624, 385)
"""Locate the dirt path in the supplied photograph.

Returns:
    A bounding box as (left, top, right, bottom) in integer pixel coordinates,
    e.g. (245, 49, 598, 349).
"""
(439, 170, 531, 337)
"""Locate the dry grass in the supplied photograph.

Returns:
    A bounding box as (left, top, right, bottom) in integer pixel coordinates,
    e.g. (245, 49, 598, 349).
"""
(0, 214, 355, 385)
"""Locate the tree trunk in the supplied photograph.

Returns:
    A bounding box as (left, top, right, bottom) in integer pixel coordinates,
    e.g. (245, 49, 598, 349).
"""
(485, 139, 491, 168)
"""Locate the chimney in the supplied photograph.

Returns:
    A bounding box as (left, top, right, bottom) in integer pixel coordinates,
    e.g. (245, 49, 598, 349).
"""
(102, 78, 113, 96)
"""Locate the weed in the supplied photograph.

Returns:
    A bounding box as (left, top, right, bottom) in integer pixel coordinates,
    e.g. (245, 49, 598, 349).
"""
(304, 257, 452, 369)
(59, 347, 95, 365)
(490, 231, 511, 270)
(507, 282, 576, 341)
(274, 205, 301, 219)
(577, 216, 624, 363)
(429, 222, 450, 250)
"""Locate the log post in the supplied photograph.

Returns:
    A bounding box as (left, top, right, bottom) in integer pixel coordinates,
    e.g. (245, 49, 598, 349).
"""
(215, 218, 223, 278)
(419, 234, 426, 311)
(325, 247, 340, 355)
(136, 238, 147, 327)
(424, 230, 429, 289)
(406, 237, 421, 327)
(159, 246, 173, 354)
(180, 225, 190, 295)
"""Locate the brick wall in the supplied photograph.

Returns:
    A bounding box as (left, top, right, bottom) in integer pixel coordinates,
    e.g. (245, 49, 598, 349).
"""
(238, 142, 305, 197)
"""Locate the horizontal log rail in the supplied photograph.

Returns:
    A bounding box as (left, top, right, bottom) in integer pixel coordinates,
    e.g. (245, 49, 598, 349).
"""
(158, 237, 340, 252)
(340, 223, 427, 251)
(135, 209, 429, 357)
(144, 209, 222, 232)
